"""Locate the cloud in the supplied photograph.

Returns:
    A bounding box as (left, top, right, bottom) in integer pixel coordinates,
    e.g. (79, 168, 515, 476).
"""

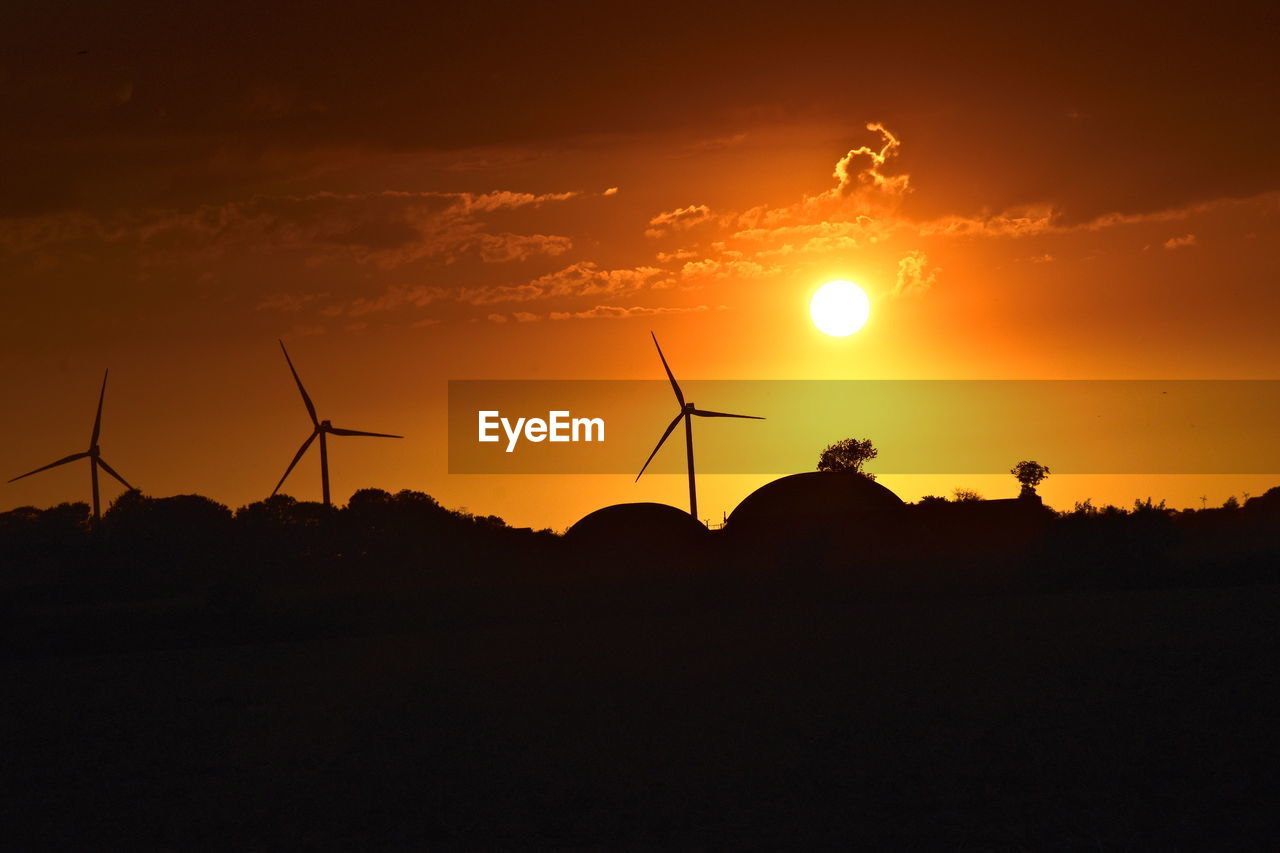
(322, 284, 446, 318)
(675, 133, 748, 157)
(894, 250, 939, 298)
(734, 217, 892, 257)
(919, 196, 1268, 241)
(283, 323, 327, 338)
(547, 304, 718, 321)
(258, 260, 674, 322)
(680, 257, 776, 281)
(459, 261, 667, 304)
(468, 232, 572, 263)
(735, 123, 910, 234)
(255, 291, 329, 312)
(1163, 233, 1198, 249)
(918, 206, 1057, 238)
(645, 204, 716, 238)
(0, 189, 580, 270)
(493, 304, 721, 322)
(831, 123, 910, 197)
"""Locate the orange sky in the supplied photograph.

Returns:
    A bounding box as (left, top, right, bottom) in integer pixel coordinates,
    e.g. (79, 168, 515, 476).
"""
(2, 1, 1278, 529)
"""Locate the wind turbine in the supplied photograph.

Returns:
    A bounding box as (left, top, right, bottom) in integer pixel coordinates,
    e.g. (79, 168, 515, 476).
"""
(636, 332, 762, 520)
(272, 340, 403, 507)
(8, 370, 135, 523)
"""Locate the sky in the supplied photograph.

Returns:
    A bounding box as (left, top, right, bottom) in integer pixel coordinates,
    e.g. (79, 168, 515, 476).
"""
(2, 0, 1278, 529)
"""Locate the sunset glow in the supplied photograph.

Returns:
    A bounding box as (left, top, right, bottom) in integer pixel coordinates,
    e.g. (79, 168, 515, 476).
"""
(810, 281, 870, 337)
(0, 4, 1276, 530)
(6, 7, 1280, 849)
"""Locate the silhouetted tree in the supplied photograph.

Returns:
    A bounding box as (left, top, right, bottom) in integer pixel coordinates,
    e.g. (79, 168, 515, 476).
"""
(1244, 486, 1280, 517)
(103, 491, 233, 590)
(1067, 498, 1099, 517)
(953, 488, 983, 502)
(817, 438, 877, 479)
(341, 488, 458, 564)
(1132, 497, 1172, 516)
(0, 501, 91, 585)
(1011, 460, 1050, 498)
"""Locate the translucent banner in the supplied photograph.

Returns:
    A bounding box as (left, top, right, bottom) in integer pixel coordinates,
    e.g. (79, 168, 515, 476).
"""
(447, 380, 1280, 475)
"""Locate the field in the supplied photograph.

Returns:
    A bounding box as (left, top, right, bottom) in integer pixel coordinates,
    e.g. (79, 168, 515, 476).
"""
(4, 579, 1278, 849)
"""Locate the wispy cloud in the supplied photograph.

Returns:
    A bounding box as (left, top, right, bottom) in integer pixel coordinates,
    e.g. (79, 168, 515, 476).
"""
(893, 250, 939, 297)
(459, 261, 668, 305)
(0, 189, 582, 270)
(322, 284, 446, 318)
(482, 304, 721, 323)
(734, 123, 910, 234)
(646, 204, 716, 238)
(255, 291, 330, 312)
(679, 257, 776, 281)
(548, 304, 719, 321)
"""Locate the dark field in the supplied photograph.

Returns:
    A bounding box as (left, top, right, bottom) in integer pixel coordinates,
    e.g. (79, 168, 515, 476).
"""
(4, 579, 1278, 850)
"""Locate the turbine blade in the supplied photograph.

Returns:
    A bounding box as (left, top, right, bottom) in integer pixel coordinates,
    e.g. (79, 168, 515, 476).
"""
(8, 451, 90, 483)
(636, 412, 684, 481)
(279, 340, 319, 427)
(690, 409, 765, 420)
(95, 457, 134, 490)
(328, 426, 403, 438)
(272, 431, 317, 496)
(91, 369, 108, 445)
(650, 332, 684, 407)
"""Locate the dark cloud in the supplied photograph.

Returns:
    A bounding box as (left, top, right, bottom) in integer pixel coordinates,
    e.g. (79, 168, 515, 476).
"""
(2, 0, 1275, 221)
(0, 190, 578, 269)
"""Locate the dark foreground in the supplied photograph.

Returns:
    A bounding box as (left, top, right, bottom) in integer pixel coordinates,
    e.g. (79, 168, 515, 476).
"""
(4, 578, 1278, 850)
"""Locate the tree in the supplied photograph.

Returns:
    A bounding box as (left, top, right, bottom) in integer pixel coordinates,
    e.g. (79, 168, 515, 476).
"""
(817, 438, 877, 479)
(1011, 460, 1050, 497)
(953, 487, 983, 502)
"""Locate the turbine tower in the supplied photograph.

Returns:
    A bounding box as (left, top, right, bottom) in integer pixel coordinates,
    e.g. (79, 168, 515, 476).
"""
(272, 340, 403, 507)
(636, 332, 762, 520)
(8, 370, 135, 523)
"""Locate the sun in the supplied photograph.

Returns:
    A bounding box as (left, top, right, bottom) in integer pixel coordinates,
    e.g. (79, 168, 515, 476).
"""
(810, 280, 870, 337)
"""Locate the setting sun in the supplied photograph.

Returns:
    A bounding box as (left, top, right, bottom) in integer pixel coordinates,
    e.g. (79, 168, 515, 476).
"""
(810, 280, 871, 337)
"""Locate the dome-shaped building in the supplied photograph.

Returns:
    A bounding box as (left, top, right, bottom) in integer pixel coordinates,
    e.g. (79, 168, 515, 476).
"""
(566, 502, 707, 552)
(725, 472, 906, 543)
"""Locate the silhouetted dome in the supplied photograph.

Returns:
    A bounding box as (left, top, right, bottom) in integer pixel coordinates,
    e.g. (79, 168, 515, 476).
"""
(566, 502, 707, 549)
(726, 472, 905, 535)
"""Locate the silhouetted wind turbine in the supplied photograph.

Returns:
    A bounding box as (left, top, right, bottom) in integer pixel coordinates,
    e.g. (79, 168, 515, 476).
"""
(636, 332, 762, 520)
(8, 370, 135, 523)
(272, 340, 402, 507)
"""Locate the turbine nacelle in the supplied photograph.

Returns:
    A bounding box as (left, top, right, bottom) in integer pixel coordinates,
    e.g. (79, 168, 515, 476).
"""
(272, 340, 403, 506)
(7, 368, 135, 522)
(636, 332, 763, 519)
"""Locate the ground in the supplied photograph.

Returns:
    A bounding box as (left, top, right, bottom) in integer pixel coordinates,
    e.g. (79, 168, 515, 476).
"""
(4, 580, 1278, 849)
